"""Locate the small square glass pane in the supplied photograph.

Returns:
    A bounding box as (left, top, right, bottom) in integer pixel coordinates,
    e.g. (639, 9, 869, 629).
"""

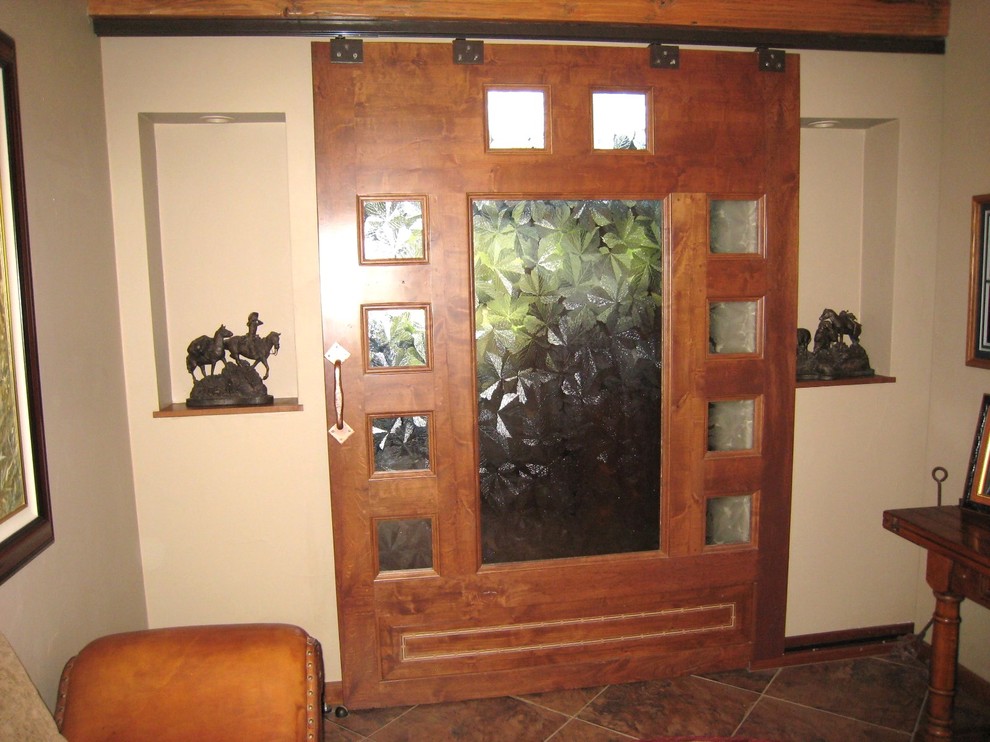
(708, 399, 755, 452)
(366, 306, 429, 369)
(709, 301, 758, 354)
(361, 199, 425, 261)
(593, 91, 648, 151)
(706, 495, 752, 546)
(710, 200, 760, 254)
(487, 89, 545, 150)
(377, 518, 433, 572)
(372, 415, 430, 473)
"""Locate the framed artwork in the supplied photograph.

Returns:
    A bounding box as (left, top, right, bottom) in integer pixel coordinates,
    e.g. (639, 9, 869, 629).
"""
(963, 394, 990, 517)
(0, 29, 53, 585)
(966, 194, 990, 368)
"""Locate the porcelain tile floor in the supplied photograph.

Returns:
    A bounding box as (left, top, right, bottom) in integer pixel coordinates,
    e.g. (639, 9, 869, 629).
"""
(323, 651, 990, 741)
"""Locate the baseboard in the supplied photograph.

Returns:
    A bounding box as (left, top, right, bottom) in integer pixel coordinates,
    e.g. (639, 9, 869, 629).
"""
(752, 623, 914, 669)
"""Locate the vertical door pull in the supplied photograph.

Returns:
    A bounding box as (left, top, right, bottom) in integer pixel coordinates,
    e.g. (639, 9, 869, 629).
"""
(324, 342, 354, 443)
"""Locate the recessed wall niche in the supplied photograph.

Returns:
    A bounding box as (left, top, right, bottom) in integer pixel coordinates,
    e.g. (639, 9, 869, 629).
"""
(799, 118, 898, 377)
(139, 113, 298, 411)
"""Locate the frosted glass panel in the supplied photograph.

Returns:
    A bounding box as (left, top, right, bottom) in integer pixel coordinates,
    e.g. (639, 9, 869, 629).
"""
(708, 399, 755, 452)
(366, 307, 429, 369)
(361, 199, 425, 261)
(709, 301, 758, 354)
(710, 199, 759, 254)
(473, 198, 663, 563)
(371, 415, 430, 473)
(377, 518, 433, 572)
(706, 495, 752, 545)
(593, 91, 648, 150)
(487, 89, 546, 149)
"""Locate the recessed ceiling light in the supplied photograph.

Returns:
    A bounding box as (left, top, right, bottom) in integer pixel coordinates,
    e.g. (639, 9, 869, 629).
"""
(199, 114, 235, 124)
(807, 119, 840, 129)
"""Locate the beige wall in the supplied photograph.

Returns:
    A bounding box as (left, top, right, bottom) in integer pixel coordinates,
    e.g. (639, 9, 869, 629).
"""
(100, 37, 340, 675)
(0, 0, 146, 707)
(929, 0, 990, 680)
(789, 50, 944, 635)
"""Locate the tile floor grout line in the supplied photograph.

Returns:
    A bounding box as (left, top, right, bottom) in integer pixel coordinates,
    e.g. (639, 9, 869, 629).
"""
(358, 703, 421, 740)
(751, 692, 919, 738)
(725, 666, 780, 737)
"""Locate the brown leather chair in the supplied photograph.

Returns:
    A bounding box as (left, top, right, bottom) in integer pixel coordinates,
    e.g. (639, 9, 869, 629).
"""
(54, 623, 323, 742)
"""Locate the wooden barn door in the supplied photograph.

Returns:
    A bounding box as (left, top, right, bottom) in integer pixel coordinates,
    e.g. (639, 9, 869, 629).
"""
(314, 41, 798, 709)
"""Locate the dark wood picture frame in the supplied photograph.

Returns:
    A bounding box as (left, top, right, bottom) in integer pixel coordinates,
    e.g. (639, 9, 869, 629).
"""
(963, 393, 990, 517)
(966, 194, 990, 368)
(0, 29, 53, 585)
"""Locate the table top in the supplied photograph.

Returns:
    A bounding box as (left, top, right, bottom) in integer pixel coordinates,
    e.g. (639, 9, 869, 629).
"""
(883, 505, 990, 574)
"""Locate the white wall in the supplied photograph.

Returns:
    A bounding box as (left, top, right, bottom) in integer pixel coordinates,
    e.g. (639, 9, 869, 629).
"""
(0, 0, 147, 707)
(100, 37, 340, 676)
(929, 0, 990, 681)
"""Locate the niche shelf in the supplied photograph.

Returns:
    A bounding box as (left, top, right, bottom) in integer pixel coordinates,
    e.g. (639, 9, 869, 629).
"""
(798, 117, 898, 386)
(140, 112, 300, 416)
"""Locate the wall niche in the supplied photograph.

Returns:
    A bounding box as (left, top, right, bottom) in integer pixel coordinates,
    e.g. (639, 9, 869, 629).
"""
(139, 113, 300, 415)
(798, 117, 899, 386)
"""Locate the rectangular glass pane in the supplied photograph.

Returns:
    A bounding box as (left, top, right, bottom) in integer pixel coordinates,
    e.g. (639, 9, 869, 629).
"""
(706, 495, 752, 546)
(593, 91, 648, 151)
(361, 198, 425, 262)
(371, 415, 430, 473)
(486, 89, 546, 150)
(710, 199, 760, 254)
(473, 199, 662, 563)
(365, 306, 429, 369)
(709, 300, 758, 354)
(708, 399, 755, 452)
(377, 518, 433, 572)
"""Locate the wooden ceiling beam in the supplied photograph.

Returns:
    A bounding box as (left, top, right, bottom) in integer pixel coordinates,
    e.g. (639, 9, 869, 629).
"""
(88, 0, 949, 53)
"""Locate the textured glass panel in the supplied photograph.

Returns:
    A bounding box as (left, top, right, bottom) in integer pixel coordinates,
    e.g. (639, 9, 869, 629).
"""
(592, 92, 648, 150)
(377, 518, 433, 572)
(372, 415, 430, 473)
(487, 90, 545, 149)
(361, 199, 425, 261)
(709, 301, 758, 354)
(706, 495, 752, 546)
(710, 199, 759, 254)
(708, 399, 755, 452)
(366, 307, 428, 369)
(473, 199, 663, 563)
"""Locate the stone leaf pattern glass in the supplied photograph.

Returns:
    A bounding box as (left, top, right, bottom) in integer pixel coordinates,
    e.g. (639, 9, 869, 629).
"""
(362, 199, 425, 261)
(473, 199, 662, 563)
(706, 494, 752, 546)
(708, 399, 755, 452)
(592, 91, 648, 151)
(377, 518, 433, 572)
(372, 415, 430, 473)
(366, 308, 428, 369)
(709, 301, 758, 354)
(710, 199, 759, 254)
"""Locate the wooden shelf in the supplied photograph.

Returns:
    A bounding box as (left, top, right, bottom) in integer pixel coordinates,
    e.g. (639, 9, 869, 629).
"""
(153, 397, 303, 418)
(796, 374, 895, 389)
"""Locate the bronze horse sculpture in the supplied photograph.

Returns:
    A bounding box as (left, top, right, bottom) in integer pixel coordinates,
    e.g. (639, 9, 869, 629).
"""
(818, 308, 862, 346)
(224, 330, 281, 380)
(186, 325, 233, 379)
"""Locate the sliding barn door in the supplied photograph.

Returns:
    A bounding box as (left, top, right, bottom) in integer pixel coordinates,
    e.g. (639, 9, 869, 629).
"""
(314, 41, 798, 709)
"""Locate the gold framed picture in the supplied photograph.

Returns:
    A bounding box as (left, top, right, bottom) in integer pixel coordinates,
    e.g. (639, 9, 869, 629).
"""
(963, 394, 990, 516)
(0, 29, 53, 585)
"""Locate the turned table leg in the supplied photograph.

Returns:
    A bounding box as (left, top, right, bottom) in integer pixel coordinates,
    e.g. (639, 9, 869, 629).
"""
(925, 585, 963, 741)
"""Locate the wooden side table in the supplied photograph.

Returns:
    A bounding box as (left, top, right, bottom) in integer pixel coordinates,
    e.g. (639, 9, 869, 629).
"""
(883, 505, 990, 741)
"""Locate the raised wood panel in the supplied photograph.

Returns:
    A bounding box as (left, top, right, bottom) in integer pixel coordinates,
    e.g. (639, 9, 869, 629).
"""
(88, 0, 949, 40)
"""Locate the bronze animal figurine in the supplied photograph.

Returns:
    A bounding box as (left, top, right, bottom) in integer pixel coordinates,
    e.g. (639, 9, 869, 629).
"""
(225, 330, 281, 380)
(186, 325, 233, 379)
(818, 308, 862, 345)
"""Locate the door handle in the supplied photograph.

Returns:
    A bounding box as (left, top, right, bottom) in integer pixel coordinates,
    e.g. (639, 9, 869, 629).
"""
(324, 342, 354, 443)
